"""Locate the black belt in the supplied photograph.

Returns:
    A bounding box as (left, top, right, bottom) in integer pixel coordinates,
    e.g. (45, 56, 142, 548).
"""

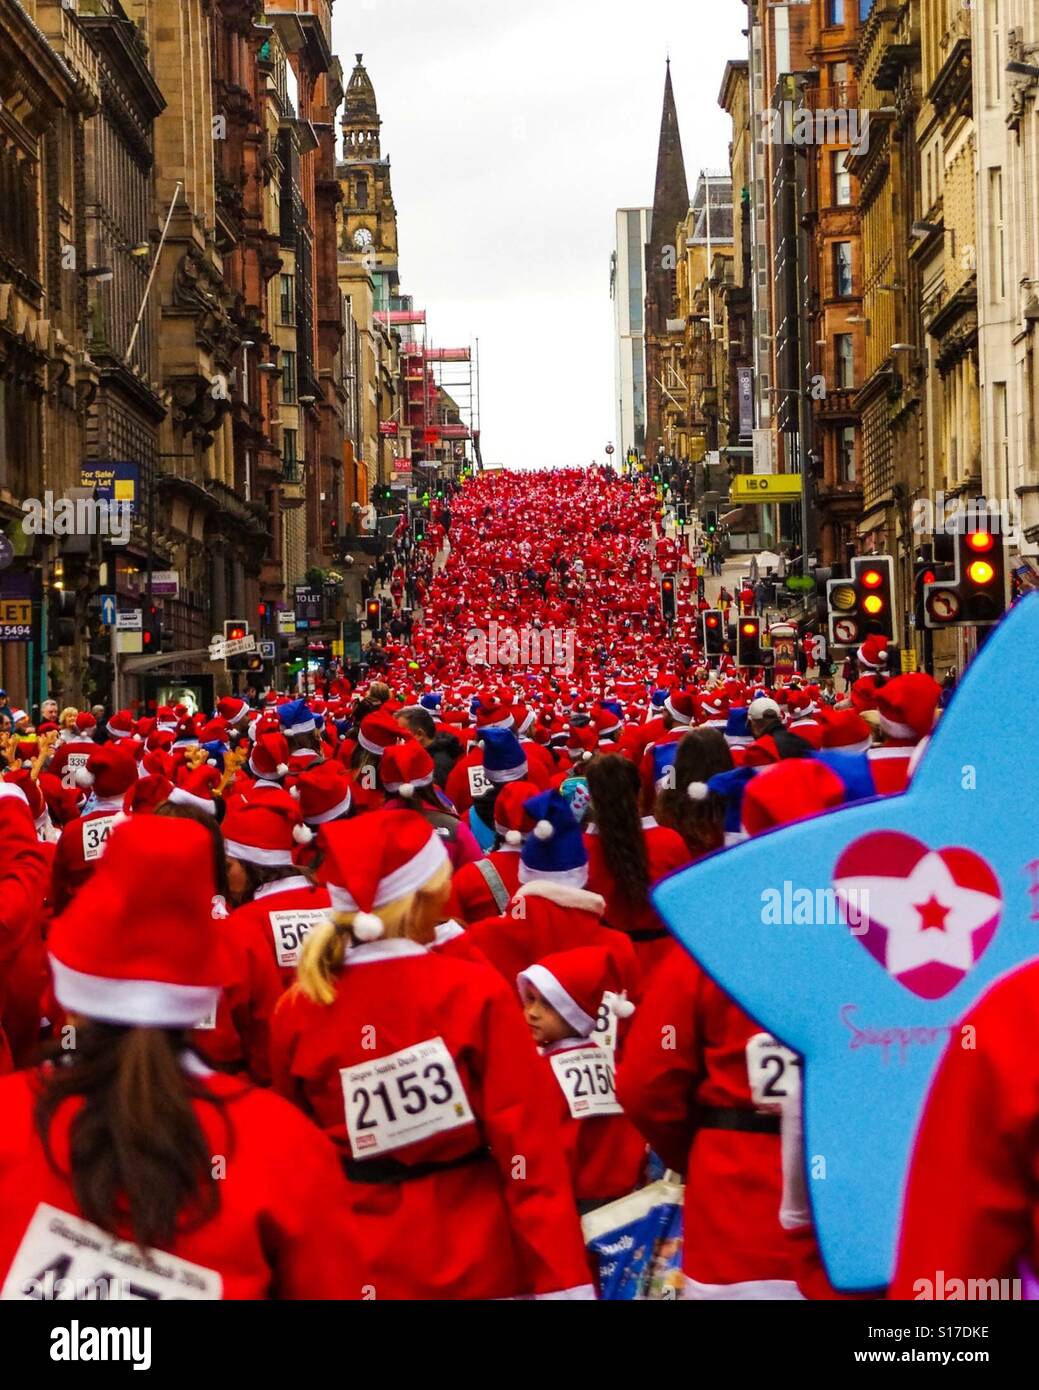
(343, 1146, 490, 1186)
(697, 1105, 781, 1136)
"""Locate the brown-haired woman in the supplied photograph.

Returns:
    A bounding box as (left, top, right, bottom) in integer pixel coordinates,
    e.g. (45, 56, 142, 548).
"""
(654, 727, 733, 859)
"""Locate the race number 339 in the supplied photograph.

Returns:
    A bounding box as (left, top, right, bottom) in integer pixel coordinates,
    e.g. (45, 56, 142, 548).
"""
(269, 909, 326, 969)
(340, 1037, 474, 1158)
(549, 1049, 622, 1118)
(82, 815, 116, 863)
(1, 1203, 221, 1301)
(745, 1033, 802, 1112)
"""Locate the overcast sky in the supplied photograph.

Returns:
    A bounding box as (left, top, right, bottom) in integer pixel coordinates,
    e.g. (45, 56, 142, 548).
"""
(331, 0, 747, 469)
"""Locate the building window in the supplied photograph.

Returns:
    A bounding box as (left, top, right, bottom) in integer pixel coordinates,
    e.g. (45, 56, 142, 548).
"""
(281, 351, 296, 404)
(837, 425, 857, 482)
(279, 274, 294, 323)
(355, 176, 368, 209)
(835, 334, 855, 388)
(833, 241, 853, 297)
(994, 382, 1009, 496)
(832, 151, 851, 207)
(829, 61, 849, 95)
(989, 168, 1006, 302)
(282, 428, 298, 481)
(826, 0, 845, 25)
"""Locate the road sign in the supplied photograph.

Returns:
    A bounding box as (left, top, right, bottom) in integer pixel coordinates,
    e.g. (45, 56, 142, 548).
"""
(277, 610, 296, 636)
(258, 640, 276, 661)
(224, 634, 256, 657)
(605, 443, 615, 455)
(100, 595, 117, 627)
(150, 571, 180, 598)
(116, 609, 142, 631)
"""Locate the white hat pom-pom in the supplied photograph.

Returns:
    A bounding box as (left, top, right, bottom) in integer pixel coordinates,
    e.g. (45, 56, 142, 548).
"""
(687, 781, 710, 802)
(399, 782, 416, 798)
(582, 750, 593, 762)
(505, 828, 522, 846)
(276, 762, 289, 777)
(293, 822, 314, 845)
(352, 911, 385, 942)
(533, 818, 554, 841)
(289, 785, 301, 800)
(75, 766, 95, 789)
(207, 758, 218, 767)
(604, 990, 636, 1020)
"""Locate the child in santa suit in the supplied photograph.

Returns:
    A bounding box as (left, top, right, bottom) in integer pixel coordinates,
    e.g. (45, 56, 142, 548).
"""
(518, 945, 646, 1213)
(0, 816, 360, 1299)
(270, 809, 594, 1300)
(890, 958, 1039, 1298)
(448, 778, 540, 922)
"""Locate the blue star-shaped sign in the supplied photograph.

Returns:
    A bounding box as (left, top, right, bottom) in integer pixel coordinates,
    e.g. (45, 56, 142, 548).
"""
(652, 594, 1039, 1291)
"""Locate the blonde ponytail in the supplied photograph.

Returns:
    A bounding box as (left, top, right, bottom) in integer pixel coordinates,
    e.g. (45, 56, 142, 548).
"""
(296, 861, 453, 1006)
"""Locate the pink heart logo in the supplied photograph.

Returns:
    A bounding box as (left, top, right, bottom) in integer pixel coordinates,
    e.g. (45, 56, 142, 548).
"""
(833, 831, 1002, 999)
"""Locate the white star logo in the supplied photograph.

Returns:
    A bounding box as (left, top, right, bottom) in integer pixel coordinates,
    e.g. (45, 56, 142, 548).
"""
(836, 852, 1000, 978)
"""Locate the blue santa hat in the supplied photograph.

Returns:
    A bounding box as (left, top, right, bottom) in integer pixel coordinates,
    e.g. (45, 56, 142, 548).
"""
(480, 727, 529, 785)
(688, 766, 759, 847)
(812, 749, 877, 806)
(419, 692, 443, 712)
(278, 699, 317, 737)
(651, 688, 668, 709)
(724, 707, 753, 749)
(652, 740, 680, 791)
(519, 790, 589, 888)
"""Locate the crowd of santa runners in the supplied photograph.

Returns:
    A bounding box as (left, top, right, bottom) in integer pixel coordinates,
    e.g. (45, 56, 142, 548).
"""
(0, 465, 1027, 1301)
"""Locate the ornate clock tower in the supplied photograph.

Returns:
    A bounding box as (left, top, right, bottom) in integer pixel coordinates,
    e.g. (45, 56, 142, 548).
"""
(339, 54, 399, 292)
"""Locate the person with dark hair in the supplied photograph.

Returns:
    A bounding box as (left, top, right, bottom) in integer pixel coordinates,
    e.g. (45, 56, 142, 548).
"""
(0, 817, 359, 1299)
(396, 706, 464, 788)
(583, 755, 691, 980)
(380, 740, 482, 869)
(654, 727, 734, 859)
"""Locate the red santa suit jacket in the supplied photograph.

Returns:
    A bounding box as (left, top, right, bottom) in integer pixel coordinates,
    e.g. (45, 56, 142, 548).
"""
(0, 795, 50, 1075)
(537, 1039, 645, 1204)
(270, 939, 593, 1300)
(890, 959, 1039, 1299)
(450, 845, 523, 923)
(226, 875, 332, 993)
(867, 740, 917, 795)
(584, 818, 691, 979)
(194, 912, 285, 1085)
(0, 1064, 361, 1299)
(616, 950, 800, 1297)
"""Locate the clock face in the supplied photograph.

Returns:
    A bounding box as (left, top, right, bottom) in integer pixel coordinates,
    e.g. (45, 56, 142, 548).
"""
(353, 228, 373, 251)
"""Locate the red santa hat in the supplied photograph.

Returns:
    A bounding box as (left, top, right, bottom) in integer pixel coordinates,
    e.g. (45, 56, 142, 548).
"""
(517, 944, 637, 1038)
(169, 763, 222, 816)
(217, 696, 250, 726)
(123, 773, 174, 816)
(875, 673, 942, 742)
(38, 772, 84, 827)
(492, 779, 542, 846)
(222, 791, 313, 866)
(3, 769, 45, 822)
(248, 730, 292, 781)
(473, 691, 514, 730)
(664, 689, 695, 726)
(48, 817, 229, 1028)
(857, 634, 889, 671)
(74, 711, 97, 737)
(565, 725, 598, 763)
(696, 693, 729, 726)
(741, 760, 848, 838)
(155, 706, 178, 732)
(106, 708, 136, 740)
(316, 809, 449, 941)
(381, 739, 436, 799)
(295, 760, 353, 826)
(820, 708, 873, 755)
(355, 709, 405, 758)
(75, 743, 140, 798)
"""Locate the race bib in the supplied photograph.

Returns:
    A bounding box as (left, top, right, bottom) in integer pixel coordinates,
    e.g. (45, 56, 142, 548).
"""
(745, 1033, 802, 1113)
(62, 753, 90, 791)
(1, 1204, 221, 1301)
(82, 815, 117, 863)
(591, 997, 618, 1051)
(341, 1036, 475, 1158)
(550, 1049, 622, 1118)
(269, 908, 326, 969)
(467, 763, 490, 799)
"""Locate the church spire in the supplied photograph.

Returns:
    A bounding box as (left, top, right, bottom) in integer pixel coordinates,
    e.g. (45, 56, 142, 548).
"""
(650, 60, 689, 246)
(342, 53, 382, 159)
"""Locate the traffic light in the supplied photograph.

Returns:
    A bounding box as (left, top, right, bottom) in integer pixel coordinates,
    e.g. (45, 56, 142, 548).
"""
(224, 619, 249, 642)
(660, 575, 677, 623)
(736, 615, 764, 667)
(923, 520, 1009, 629)
(702, 609, 724, 657)
(141, 604, 162, 655)
(705, 510, 718, 535)
(365, 599, 382, 631)
(47, 589, 76, 651)
(413, 515, 426, 542)
(826, 556, 895, 646)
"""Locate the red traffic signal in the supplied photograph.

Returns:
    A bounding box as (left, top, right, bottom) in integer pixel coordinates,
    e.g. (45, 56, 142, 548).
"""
(702, 609, 725, 656)
(957, 526, 1006, 624)
(224, 620, 249, 642)
(660, 576, 677, 622)
(365, 599, 382, 631)
(736, 616, 763, 667)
